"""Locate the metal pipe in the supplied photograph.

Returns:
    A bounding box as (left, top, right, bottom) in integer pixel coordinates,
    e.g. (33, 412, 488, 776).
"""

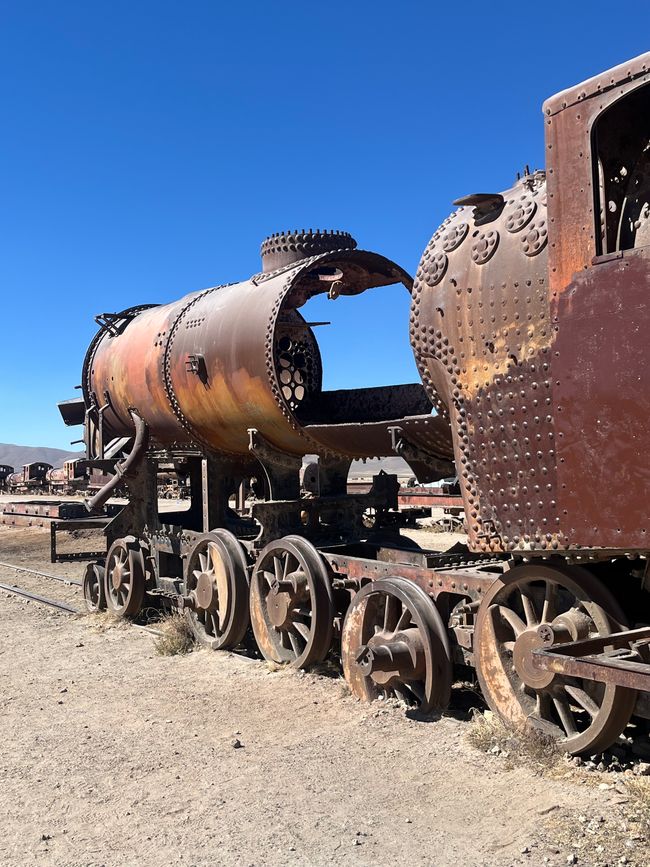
(85, 410, 148, 514)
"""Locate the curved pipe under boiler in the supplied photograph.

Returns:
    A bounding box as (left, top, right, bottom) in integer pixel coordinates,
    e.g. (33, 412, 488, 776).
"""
(85, 410, 149, 514)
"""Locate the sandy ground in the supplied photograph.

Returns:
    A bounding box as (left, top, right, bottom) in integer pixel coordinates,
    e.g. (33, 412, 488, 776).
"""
(0, 525, 648, 867)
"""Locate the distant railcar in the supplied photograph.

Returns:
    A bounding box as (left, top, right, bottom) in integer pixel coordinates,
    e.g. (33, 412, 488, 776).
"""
(6, 462, 53, 494)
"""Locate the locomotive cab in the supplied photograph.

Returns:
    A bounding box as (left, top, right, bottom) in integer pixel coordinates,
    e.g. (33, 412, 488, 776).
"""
(592, 81, 650, 254)
(545, 60, 650, 551)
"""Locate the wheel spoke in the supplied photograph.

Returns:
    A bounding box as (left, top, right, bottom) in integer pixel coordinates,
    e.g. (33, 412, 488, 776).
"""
(520, 588, 538, 626)
(552, 696, 578, 737)
(495, 604, 526, 637)
(384, 594, 399, 631)
(393, 684, 410, 705)
(282, 553, 295, 580)
(564, 684, 600, 718)
(288, 631, 301, 657)
(293, 620, 311, 641)
(396, 606, 411, 632)
(541, 582, 557, 623)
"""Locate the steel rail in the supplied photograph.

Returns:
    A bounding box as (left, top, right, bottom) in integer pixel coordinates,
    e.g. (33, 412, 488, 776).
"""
(0, 581, 79, 613)
(0, 560, 82, 587)
(0, 578, 164, 638)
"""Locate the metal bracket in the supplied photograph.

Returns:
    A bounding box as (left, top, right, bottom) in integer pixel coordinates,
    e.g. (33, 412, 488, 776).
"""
(248, 429, 302, 500)
(389, 426, 454, 484)
(185, 354, 209, 384)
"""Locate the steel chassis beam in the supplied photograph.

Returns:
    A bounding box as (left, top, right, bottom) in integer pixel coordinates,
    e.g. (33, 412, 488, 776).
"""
(532, 627, 650, 691)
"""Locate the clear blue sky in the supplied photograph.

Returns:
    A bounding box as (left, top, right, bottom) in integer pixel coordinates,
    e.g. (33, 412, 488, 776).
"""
(1, 2, 648, 449)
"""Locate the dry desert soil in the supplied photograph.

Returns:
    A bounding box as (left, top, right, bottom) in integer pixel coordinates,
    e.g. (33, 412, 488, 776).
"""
(0, 524, 649, 867)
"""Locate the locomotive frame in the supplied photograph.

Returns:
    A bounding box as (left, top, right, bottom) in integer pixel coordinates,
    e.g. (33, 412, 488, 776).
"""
(59, 52, 650, 757)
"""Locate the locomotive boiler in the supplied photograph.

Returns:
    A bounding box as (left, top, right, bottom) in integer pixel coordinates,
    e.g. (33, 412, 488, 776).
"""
(59, 51, 650, 756)
(71, 230, 452, 468)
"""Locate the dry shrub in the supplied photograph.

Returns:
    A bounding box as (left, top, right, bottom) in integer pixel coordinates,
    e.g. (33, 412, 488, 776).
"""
(337, 679, 351, 697)
(264, 660, 288, 673)
(467, 709, 562, 772)
(154, 614, 195, 656)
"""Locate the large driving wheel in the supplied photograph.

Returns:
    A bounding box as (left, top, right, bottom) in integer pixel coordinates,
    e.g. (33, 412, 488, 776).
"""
(250, 535, 334, 668)
(341, 577, 452, 715)
(474, 562, 637, 755)
(83, 562, 106, 613)
(104, 537, 146, 618)
(184, 529, 250, 649)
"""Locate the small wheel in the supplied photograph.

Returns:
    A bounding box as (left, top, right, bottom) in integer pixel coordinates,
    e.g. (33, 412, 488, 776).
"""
(104, 537, 146, 618)
(474, 562, 637, 755)
(184, 529, 250, 649)
(250, 535, 334, 668)
(342, 577, 452, 715)
(83, 562, 106, 613)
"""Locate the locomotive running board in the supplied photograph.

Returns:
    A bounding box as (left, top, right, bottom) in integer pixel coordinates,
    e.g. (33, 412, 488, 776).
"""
(532, 627, 650, 691)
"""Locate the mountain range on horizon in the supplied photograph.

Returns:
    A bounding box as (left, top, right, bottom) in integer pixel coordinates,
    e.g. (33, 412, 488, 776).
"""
(0, 442, 413, 478)
(0, 443, 84, 471)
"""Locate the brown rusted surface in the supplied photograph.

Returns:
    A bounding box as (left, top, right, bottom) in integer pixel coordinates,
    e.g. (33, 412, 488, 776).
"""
(324, 549, 505, 603)
(544, 52, 650, 294)
(412, 50, 650, 554)
(396, 492, 463, 509)
(411, 171, 553, 554)
(473, 562, 637, 754)
(341, 577, 452, 713)
(80, 238, 453, 472)
(532, 626, 650, 691)
(3, 501, 96, 519)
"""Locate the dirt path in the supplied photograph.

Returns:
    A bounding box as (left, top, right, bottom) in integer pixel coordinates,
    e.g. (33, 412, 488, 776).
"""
(0, 527, 645, 867)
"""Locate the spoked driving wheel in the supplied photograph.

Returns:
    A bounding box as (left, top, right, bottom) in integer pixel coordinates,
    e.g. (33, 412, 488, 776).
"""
(184, 529, 250, 649)
(250, 535, 334, 668)
(474, 563, 637, 755)
(104, 537, 146, 618)
(341, 577, 452, 715)
(83, 562, 106, 613)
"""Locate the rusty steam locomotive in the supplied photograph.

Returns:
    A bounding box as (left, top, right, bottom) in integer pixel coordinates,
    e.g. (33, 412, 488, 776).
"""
(58, 53, 650, 755)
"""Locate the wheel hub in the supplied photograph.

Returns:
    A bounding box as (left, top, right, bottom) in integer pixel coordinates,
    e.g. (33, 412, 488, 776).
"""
(512, 628, 556, 689)
(111, 562, 124, 591)
(355, 628, 425, 688)
(267, 588, 293, 628)
(195, 572, 216, 611)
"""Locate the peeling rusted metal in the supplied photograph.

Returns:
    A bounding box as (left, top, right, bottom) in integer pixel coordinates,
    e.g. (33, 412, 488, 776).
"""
(74, 234, 453, 475)
(412, 50, 650, 555)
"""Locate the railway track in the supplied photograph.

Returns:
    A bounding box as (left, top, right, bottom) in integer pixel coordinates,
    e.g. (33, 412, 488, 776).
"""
(0, 559, 164, 636)
(0, 581, 79, 613)
(0, 560, 82, 587)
